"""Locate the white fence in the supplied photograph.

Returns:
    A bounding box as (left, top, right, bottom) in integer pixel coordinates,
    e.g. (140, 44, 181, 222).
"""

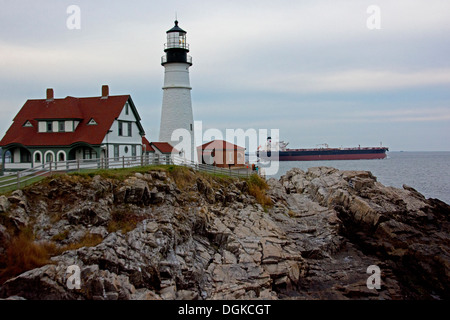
(0, 154, 253, 191)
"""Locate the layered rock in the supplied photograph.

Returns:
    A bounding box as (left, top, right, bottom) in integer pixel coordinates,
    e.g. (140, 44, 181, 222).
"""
(274, 167, 449, 299)
(0, 166, 448, 300)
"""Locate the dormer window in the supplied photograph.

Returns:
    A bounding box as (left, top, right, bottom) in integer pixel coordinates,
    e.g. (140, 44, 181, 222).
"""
(23, 121, 33, 127)
(87, 118, 97, 125)
(58, 121, 65, 132)
(38, 120, 76, 133)
(47, 121, 53, 132)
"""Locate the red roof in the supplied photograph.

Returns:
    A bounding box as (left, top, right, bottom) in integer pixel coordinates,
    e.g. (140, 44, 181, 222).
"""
(142, 137, 155, 152)
(151, 142, 178, 154)
(198, 140, 245, 151)
(0, 94, 143, 147)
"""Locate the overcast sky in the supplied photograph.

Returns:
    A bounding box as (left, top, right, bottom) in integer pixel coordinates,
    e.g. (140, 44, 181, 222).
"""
(1, 0, 449, 151)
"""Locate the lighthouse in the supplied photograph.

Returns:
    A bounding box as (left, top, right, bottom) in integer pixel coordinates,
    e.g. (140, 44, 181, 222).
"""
(159, 20, 195, 161)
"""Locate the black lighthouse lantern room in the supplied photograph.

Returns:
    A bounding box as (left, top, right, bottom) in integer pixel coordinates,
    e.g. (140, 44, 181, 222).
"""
(162, 20, 192, 66)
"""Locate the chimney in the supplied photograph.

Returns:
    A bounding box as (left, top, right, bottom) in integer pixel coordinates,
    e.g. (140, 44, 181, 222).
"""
(46, 88, 54, 102)
(101, 85, 109, 99)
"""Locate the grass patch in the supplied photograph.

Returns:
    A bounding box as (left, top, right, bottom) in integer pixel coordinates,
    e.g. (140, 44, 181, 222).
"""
(199, 171, 236, 185)
(169, 166, 197, 190)
(0, 175, 46, 195)
(69, 165, 163, 181)
(0, 228, 58, 285)
(288, 210, 296, 218)
(0, 226, 104, 285)
(61, 233, 103, 251)
(246, 174, 273, 209)
(51, 230, 70, 242)
(107, 207, 144, 234)
(2, 164, 246, 196)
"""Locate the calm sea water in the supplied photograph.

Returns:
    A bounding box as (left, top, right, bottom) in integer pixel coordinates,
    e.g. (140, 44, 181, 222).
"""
(258, 152, 450, 205)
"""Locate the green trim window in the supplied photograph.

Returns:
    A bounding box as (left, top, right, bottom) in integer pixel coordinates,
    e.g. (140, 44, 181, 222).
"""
(58, 121, 65, 132)
(47, 121, 53, 132)
(114, 145, 119, 160)
(46, 153, 54, 163)
(118, 122, 123, 136)
(118, 121, 132, 137)
(128, 122, 132, 136)
(83, 148, 95, 160)
(132, 145, 136, 157)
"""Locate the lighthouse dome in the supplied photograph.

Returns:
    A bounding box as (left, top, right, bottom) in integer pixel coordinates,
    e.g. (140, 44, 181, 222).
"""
(167, 20, 186, 34)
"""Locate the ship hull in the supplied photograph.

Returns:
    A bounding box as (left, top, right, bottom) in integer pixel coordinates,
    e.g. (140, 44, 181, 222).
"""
(257, 147, 388, 161)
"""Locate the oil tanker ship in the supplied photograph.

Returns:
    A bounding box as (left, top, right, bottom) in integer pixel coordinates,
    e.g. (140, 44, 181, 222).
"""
(257, 140, 389, 161)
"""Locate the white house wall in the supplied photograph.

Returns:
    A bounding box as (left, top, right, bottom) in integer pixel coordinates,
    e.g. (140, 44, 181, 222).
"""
(13, 148, 20, 162)
(101, 101, 142, 159)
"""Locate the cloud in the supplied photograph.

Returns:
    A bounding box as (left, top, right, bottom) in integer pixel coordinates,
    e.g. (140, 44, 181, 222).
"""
(355, 107, 450, 123)
(247, 68, 450, 94)
(0, 0, 450, 151)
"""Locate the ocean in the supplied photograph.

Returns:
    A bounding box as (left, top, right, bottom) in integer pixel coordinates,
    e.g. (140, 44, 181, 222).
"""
(260, 151, 450, 205)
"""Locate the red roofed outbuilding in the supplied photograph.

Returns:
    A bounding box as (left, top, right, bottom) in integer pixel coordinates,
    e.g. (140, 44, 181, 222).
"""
(142, 137, 155, 154)
(151, 142, 179, 155)
(197, 140, 246, 168)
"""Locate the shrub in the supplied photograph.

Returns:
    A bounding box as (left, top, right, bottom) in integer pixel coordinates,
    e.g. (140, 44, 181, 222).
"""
(62, 233, 103, 251)
(0, 228, 103, 285)
(107, 208, 144, 233)
(168, 166, 197, 190)
(0, 230, 58, 285)
(247, 174, 273, 209)
(51, 230, 70, 242)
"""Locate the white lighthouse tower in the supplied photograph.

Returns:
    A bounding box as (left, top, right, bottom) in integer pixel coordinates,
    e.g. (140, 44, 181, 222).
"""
(159, 20, 195, 161)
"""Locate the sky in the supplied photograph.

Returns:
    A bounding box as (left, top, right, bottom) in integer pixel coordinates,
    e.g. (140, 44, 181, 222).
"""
(0, 0, 449, 151)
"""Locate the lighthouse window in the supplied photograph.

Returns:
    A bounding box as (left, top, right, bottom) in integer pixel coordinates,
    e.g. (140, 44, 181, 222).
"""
(168, 33, 179, 48)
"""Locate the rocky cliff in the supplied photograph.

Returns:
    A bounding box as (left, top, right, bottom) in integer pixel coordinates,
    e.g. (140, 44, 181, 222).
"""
(0, 166, 448, 300)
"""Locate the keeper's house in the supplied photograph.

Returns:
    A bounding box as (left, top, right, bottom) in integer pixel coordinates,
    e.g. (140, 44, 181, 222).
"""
(0, 85, 145, 173)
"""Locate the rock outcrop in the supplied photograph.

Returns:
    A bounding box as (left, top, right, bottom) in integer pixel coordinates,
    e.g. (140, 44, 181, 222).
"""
(0, 166, 448, 300)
